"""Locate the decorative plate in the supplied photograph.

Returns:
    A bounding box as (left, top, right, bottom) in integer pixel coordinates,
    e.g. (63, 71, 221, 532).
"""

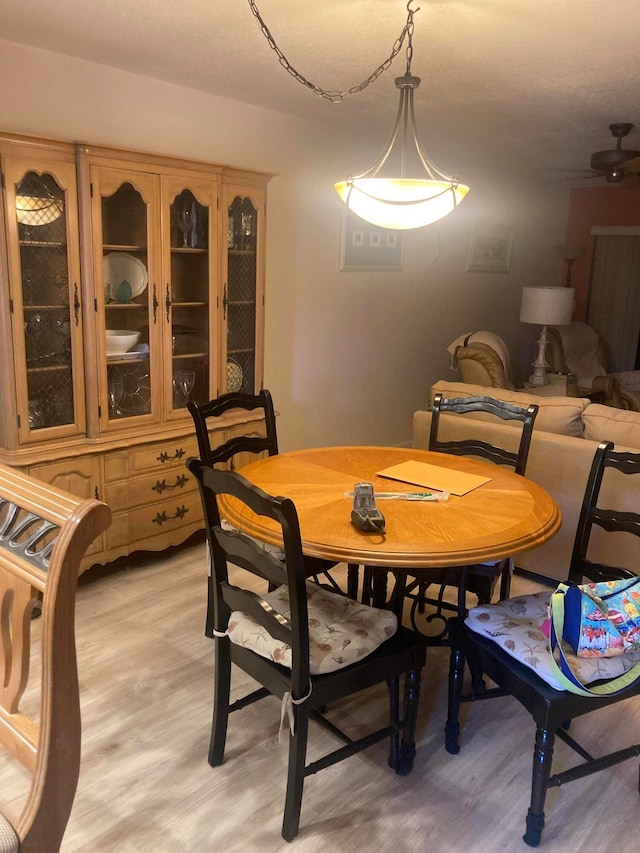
(104, 252, 148, 302)
(106, 351, 148, 363)
(227, 358, 244, 393)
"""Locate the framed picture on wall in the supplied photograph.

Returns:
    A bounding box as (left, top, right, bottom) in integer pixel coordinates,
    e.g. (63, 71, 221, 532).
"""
(340, 209, 404, 271)
(466, 223, 514, 273)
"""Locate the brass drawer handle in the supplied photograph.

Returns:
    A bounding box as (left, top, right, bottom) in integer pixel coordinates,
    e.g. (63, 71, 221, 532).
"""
(151, 505, 189, 526)
(152, 474, 189, 493)
(157, 448, 186, 464)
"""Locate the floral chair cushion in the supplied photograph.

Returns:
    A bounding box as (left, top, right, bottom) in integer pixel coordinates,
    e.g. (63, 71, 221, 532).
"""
(226, 581, 398, 675)
(465, 591, 640, 691)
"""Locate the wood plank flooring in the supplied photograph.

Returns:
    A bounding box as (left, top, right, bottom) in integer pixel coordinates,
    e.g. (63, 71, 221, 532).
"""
(2, 543, 638, 852)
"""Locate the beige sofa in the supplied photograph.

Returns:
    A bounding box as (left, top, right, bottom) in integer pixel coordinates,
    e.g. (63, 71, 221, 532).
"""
(413, 380, 640, 582)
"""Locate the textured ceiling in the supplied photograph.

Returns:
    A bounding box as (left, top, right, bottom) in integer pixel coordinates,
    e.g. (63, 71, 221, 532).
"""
(2, 0, 640, 181)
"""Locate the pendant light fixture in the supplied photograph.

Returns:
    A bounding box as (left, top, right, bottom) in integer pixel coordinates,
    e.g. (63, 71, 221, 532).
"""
(334, 70, 468, 230)
(248, 1, 469, 230)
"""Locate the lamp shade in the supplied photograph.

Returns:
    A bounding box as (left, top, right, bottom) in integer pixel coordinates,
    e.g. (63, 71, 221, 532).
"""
(335, 178, 470, 230)
(519, 286, 574, 326)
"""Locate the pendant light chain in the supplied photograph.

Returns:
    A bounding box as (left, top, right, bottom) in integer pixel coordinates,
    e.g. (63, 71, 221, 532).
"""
(247, 0, 419, 103)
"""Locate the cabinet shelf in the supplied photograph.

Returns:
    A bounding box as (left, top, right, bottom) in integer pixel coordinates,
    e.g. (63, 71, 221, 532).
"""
(170, 246, 207, 254)
(26, 363, 71, 373)
(171, 301, 208, 308)
(172, 352, 207, 361)
(105, 302, 147, 309)
(24, 304, 68, 311)
(19, 240, 65, 249)
(228, 249, 256, 256)
(106, 355, 149, 366)
(102, 244, 146, 253)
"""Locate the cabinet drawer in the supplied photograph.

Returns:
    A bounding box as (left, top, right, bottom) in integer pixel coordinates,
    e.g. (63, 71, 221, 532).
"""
(105, 490, 203, 550)
(104, 436, 199, 481)
(133, 437, 199, 474)
(105, 465, 197, 509)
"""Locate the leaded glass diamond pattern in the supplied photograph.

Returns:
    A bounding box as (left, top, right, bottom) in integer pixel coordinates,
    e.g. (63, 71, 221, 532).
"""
(17, 172, 75, 430)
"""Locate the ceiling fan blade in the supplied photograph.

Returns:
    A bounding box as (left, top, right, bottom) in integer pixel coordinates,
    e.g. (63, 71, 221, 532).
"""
(624, 156, 640, 174)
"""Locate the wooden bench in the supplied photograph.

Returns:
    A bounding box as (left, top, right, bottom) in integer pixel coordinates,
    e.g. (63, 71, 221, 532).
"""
(0, 463, 111, 852)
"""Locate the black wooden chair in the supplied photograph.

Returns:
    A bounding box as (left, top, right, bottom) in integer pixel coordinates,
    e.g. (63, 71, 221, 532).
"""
(187, 390, 342, 635)
(446, 441, 640, 847)
(189, 460, 426, 842)
(404, 392, 539, 640)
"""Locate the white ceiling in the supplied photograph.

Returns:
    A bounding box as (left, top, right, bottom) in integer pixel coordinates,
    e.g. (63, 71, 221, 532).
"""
(2, 0, 640, 181)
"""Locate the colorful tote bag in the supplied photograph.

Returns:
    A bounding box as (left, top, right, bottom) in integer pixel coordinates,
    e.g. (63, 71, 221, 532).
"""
(560, 578, 640, 657)
(549, 578, 640, 697)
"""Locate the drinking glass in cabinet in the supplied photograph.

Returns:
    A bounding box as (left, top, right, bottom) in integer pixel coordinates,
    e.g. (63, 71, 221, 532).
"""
(174, 369, 195, 407)
(108, 377, 125, 417)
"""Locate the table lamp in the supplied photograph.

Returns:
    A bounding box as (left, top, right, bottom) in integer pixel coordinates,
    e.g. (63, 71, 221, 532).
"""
(519, 286, 574, 386)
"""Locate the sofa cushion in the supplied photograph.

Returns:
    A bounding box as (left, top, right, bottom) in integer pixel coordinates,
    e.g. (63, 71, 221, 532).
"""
(583, 403, 640, 448)
(431, 380, 589, 437)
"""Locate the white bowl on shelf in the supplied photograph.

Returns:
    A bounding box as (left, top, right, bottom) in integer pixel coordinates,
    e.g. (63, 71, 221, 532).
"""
(106, 329, 141, 355)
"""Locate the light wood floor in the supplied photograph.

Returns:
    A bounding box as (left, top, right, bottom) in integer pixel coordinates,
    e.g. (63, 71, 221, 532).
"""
(2, 543, 638, 852)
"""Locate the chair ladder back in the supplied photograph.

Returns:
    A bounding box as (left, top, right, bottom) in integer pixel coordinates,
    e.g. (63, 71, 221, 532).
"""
(188, 389, 278, 468)
(569, 441, 640, 584)
(429, 393, 538, 475)
(191, 463, 312, 688)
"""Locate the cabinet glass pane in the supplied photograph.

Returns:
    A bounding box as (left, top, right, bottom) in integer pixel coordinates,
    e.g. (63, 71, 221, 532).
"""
(17, 171, 75, 430)
(102, 183, 151, 421)
(227, 196, 257, 394)
(169, 189, 210, 411)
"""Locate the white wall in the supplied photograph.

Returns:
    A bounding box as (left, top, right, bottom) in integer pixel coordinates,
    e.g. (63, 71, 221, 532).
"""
(0, 39, 571, 451)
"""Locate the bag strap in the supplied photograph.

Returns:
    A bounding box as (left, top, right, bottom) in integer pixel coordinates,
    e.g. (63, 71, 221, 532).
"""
(549, 583, 640, 697)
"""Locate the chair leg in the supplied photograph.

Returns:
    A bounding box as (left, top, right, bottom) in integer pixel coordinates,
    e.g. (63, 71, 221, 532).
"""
(499, 558, 513, 600)
(396, 666, 422, 775)
(208, 640, 231, 766)
(282, 709, 310, 842)
(523, 726, 555, 848)
(347, 563, 360, 599)
(386, 676, 401, 771)
(361, 567, 374, 605)
(371, 568, 388, 609)
(445, 644, 465, 755)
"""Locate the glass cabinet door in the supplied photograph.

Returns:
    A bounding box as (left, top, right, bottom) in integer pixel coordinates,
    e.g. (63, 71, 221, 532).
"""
(163, 177, 216, 416)
(4, 160, 85, 442)
(224, 190, 264, 395)
(92, 168, 158, 428)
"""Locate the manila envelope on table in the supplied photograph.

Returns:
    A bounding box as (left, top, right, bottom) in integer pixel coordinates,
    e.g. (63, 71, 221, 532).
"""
(377, 460, 491, 496)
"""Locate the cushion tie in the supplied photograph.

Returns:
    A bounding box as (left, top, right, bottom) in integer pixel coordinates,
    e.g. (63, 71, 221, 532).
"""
(212, 626, 313, 739)
(279, 683, 313, 741)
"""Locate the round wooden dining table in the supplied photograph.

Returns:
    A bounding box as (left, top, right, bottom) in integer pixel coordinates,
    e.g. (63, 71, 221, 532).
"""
(217, 446, 561, 606)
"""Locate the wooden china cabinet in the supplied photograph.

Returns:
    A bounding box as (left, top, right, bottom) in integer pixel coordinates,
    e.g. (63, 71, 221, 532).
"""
(0, 131, 272, 570)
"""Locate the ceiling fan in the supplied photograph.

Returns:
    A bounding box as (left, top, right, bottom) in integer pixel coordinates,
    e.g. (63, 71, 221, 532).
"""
(590, 123, 640, 183)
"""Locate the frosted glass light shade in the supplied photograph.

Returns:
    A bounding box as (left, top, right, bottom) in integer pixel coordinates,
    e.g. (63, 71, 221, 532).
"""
(519, 286, 574, 326)
(335, 178, 470, 230)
